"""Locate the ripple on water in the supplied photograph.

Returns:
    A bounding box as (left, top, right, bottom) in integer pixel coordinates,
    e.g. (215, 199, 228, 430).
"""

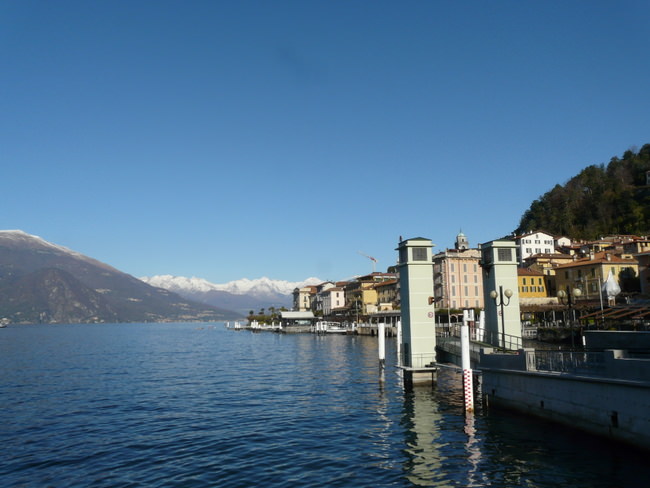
(1, 324, 648, 487)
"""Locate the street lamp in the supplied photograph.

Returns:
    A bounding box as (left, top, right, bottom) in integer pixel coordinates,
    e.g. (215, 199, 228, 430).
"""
(490, 286, 513, 349)
(557, 287, 582, 348)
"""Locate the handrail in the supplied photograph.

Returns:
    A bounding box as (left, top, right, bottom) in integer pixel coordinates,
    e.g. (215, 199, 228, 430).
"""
(529, 350, 607, 376)
(436, 324, 522, 351)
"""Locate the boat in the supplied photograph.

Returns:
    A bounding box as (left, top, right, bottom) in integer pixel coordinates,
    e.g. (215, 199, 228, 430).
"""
(313, 321, 349, 334)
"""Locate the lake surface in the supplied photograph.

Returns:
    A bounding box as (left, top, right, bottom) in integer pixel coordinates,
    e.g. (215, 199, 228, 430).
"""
(1, 323, 647, 487)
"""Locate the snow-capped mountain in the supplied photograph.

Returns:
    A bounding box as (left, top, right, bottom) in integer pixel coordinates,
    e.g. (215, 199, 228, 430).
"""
(141, 275, 322, 298)
(140, 275, 322, 314)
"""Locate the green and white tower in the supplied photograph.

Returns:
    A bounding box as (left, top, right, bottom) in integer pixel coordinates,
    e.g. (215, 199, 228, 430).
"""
(397, 238, 436, 384)
(480, 239, 522, 349)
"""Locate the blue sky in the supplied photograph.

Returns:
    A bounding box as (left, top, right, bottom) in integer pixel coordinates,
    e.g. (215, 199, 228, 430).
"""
(2, 1, 649, 283)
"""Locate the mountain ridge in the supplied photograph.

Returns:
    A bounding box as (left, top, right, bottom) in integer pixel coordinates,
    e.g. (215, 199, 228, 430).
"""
(139, 275, 323, 315)
(0, 231, 241, 324)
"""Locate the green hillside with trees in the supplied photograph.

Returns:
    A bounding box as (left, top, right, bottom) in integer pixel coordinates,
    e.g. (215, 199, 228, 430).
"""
(516, 144, 650, 240)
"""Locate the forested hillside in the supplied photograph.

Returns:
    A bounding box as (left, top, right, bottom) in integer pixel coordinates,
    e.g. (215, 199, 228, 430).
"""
(516, 144, 650, 239)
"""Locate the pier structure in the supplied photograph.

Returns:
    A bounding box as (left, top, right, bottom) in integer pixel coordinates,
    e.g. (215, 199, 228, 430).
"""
(480, 331, 650, 451)
(480, 239, 522, 349)
(396, 237, 437, 386)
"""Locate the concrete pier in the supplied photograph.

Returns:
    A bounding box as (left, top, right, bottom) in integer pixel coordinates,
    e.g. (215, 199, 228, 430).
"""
(479, 344, 650, 451)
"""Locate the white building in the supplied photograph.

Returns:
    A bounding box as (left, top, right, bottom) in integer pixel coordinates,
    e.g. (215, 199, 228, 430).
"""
(514, 231, 556, 266)
(322, 286, 345, 316)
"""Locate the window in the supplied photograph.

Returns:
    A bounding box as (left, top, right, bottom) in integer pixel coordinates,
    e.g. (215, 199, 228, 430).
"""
(497, 248, 513, 262)
(523, 278, 527, 285)
(450, 263, 455, 272)
(412, 247, 428, 261)
(463, 263, 467, 272)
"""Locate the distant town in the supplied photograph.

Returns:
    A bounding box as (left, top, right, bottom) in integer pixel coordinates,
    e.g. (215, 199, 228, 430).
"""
(274, 230, 649, 329)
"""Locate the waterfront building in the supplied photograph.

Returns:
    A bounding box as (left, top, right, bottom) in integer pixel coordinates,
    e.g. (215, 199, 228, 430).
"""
(432, 232, 484, 310)
(374, 279, 399, 311)
(321, 286, 345, 316)
(292, 285, 317, 312)
(554, 251, 640, 300)
(312, 281, 335, 315)
(514, 230, 556, 266)
(343, 272, 396, 318)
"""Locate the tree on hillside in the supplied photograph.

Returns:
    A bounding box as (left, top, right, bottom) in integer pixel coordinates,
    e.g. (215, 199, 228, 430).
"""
(516, 144, 650, 239)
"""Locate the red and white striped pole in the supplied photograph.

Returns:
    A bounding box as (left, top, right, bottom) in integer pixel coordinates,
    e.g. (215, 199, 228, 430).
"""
(461, 311, 474, 413)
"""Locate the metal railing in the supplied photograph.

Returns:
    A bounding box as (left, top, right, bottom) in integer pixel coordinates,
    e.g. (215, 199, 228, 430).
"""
(400, 352, 437, 369)
(529, 350, 607, 376)
(436, 324, 522, 351)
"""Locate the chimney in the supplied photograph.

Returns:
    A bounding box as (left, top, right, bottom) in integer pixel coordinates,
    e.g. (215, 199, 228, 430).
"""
(589, 250, 595, 260)
(606, 253, 611, 261)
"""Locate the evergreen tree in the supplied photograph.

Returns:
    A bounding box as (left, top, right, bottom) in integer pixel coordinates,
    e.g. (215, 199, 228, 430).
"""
(516, 144, 650, 239)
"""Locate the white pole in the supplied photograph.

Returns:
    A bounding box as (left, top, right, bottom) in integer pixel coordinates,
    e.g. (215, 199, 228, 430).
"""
(378, 322, 386, 369)
(396, 319, 402, 367)
(461, 311, 474, 413)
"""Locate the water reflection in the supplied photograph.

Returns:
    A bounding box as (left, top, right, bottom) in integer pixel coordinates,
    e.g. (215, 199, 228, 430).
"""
(397, 365, 649, 488)
(402, 387, 446, 486)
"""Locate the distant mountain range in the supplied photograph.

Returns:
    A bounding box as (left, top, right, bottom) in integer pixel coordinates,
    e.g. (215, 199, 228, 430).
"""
(0, 230, 241, 324)
(140, 275, 322, 316)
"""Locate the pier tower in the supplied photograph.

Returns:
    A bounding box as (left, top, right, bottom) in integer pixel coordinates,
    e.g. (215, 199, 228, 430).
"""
(480, 239, 522, 348)
(397, 238, 436, 385)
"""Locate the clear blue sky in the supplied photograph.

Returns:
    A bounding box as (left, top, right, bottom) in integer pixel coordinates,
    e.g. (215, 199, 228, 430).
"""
(2, 1, 649, 283)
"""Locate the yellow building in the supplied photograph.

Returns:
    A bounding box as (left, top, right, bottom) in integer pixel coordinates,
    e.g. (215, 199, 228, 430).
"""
(554, 252, 639, 300)
(344, 272, 396, 316)
(517, 268, 547, 298)
(374, 279, 399, 311)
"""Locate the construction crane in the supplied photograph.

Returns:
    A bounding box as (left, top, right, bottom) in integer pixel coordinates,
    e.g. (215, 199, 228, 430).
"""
(358, 251, 377, 273)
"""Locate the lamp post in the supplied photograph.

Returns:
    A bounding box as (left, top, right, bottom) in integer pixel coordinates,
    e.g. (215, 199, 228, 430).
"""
(557, 287, 582, 348)
(489, 286, 513, 349)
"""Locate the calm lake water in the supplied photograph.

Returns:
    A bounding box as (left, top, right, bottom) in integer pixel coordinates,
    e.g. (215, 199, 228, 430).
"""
(1, 323, 647, 487)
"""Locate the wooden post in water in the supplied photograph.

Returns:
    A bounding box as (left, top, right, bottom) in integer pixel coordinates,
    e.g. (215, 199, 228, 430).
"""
(461, 311, 474, 413)
(378, 322, 386, 369)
